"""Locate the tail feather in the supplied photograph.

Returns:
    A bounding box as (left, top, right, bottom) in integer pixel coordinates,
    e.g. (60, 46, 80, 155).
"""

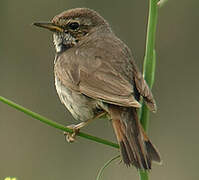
(140, 125, 161, 163)
(112, 119, 138, 166)
(109, 105, 161, 170)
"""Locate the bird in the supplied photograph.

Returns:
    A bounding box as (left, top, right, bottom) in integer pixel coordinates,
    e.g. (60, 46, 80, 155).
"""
(33, 8, 161, 170)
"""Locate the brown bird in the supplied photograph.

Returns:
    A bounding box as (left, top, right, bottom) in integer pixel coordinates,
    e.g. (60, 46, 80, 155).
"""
(33, 8, 161, 170)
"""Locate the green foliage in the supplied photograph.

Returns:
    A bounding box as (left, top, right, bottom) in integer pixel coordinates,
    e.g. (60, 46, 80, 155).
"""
(4, 177, 17, 180)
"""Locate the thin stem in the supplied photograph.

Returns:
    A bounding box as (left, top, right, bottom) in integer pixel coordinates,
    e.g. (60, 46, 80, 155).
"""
(140, 0, 158, 137)
(139, 0, 159, 180)
(143, 14, 158, 90)
(0, 96, 119, 149)
(96, 155, 120, 180)
(139, 170, 149, 180)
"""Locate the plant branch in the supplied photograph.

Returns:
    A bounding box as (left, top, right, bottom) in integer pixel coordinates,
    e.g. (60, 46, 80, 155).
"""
(96, 155, 120, 180)
(138, 0, 159, 179)
(140, 0, 159, 141)
(0, 96, 119, 149)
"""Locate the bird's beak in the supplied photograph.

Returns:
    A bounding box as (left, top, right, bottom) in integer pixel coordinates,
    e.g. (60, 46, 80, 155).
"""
(33, 22, 64, 32)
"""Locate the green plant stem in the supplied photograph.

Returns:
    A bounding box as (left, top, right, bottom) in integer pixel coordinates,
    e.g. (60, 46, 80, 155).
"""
(96, 155, 120, 180)
(139, 0, 159, 180)
(140, 0, 158, 138)
(0, 96, 119, 149)
(139, 170, 149, 180)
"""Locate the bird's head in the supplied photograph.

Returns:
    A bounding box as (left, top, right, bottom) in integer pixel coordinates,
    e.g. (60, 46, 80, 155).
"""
(33, 8, 110, 53)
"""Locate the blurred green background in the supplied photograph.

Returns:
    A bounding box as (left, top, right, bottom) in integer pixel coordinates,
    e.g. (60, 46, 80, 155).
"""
(1, 0, 198, 179)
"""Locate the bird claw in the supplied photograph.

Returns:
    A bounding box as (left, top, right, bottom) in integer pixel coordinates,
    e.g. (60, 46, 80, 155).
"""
(64, 124, 80, 143)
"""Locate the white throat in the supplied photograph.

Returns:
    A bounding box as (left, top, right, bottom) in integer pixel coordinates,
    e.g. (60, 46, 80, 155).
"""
(53, 33, 63, 53)
(53, 33, 77, 53)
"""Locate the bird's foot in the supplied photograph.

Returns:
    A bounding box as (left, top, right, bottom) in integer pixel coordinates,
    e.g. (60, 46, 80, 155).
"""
(63, 112, 106, 143)
(64, 124, 80, 143)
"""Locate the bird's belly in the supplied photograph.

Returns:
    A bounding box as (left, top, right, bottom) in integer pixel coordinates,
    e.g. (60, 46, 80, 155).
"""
(55, 77, 97, 122)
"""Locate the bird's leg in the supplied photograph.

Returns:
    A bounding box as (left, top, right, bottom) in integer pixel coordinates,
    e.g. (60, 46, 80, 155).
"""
(64, 111, 107, 142)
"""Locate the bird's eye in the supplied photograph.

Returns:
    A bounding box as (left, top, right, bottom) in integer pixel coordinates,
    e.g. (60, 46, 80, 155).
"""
(68, 22, 80, 30)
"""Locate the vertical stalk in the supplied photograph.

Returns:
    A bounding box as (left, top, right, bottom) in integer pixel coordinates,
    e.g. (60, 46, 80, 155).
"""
(139, 0, 159, 179)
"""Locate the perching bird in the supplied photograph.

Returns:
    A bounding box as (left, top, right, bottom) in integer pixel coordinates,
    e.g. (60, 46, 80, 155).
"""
(33, 8, 161, 170)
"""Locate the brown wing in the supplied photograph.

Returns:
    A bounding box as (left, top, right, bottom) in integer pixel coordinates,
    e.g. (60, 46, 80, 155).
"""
(132, 66, 157, 112)
(54, 36, 141, 108)
(54, 35, 155, 110)
(79, 60, 141, 107)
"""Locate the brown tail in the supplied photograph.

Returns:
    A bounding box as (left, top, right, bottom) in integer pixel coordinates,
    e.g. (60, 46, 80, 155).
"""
(109, 105, 161, 170)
